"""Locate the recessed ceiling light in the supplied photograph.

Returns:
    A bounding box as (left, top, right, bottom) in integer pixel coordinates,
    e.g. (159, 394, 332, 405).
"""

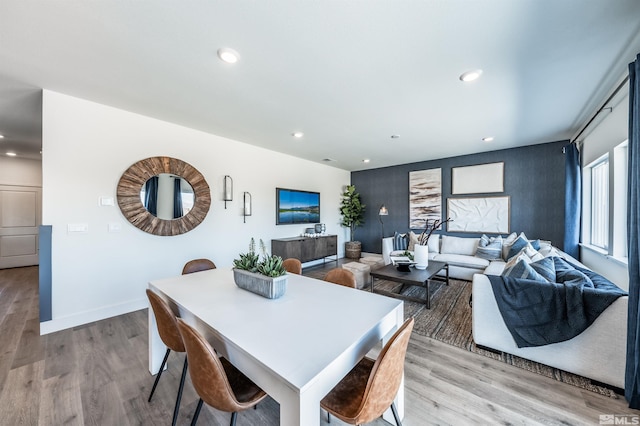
(363, 159, 370, 163)
(459, 69, 483, 82)
(292, 132, 304, 138)
(217, 48, 240, 64)
(482, 136, 494, 142)
(6, 152, 16, 157)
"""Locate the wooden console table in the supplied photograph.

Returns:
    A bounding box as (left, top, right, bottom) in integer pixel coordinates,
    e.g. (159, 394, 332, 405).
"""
(271, 235, 338, 265)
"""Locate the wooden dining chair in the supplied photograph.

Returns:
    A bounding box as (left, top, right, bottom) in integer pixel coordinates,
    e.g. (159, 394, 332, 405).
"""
(320, 317, 415, 426)
(282, 258, 303, 275)
(182, 258, 216, 275)
(324, 268, 357, 288)
(176, 318, 268, 426)
(146, 289, 188, 426)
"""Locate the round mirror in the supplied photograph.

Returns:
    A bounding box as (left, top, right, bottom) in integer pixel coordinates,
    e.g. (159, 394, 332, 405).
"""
(117, 157, 211, 236)
(140, 173, 194, 220)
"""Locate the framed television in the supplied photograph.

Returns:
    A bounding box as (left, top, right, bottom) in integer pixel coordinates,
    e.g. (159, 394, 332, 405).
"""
(276, 188, 320, 225)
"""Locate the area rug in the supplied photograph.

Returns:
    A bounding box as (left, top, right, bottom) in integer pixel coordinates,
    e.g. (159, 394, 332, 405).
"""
(391, 277, 622, 398)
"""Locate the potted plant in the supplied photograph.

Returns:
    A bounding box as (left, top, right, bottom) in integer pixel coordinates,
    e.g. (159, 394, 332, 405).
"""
(339, 184, 366, 259)
(233, 238, 288, 299)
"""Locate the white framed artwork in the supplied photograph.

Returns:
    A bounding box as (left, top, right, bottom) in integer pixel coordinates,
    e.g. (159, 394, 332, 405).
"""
(409, 168, 441, 229)
(451, 162, 504, 194)
(447, 196, 510, 233)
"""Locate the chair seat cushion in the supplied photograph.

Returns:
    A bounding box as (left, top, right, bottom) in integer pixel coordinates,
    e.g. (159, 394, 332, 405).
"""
(321, 357, 374, 421)
(220, 357, 267, 406)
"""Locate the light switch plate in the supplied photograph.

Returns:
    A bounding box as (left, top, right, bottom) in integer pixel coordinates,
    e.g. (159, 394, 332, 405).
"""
(99, 196, 115, 206)
(67, 223, 88, 233)
(108, 223, 122, 233)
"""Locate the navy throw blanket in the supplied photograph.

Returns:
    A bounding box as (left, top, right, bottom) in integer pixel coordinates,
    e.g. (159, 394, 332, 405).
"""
(488, 257, 627, 348)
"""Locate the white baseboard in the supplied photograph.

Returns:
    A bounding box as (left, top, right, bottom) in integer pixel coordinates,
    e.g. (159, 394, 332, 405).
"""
(39, 298, 148, 335)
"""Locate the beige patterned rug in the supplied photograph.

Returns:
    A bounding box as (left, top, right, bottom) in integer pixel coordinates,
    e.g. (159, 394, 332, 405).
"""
(394, 278, 622, 398)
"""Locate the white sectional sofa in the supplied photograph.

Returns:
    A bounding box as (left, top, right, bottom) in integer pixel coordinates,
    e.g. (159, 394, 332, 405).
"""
(473, 272, 627, 389)
(382, 232, 628, 389)
(382, 234, 506, 280)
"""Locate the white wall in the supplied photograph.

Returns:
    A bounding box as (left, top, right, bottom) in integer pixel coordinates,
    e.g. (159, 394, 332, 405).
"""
(579, 89, 629, 291)
(41, 90, 350, 333)
(0, 156, 42, 187)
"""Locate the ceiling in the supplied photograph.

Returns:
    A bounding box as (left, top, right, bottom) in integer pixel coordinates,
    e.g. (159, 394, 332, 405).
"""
(1, 1, 640, 170)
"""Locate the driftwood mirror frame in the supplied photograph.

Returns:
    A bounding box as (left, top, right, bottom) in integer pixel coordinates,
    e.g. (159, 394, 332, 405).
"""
(117, 156, 211, 236)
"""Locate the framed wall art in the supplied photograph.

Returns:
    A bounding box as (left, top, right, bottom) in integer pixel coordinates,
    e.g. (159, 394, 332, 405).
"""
(451, 162, 504, 194)
(409, 168, 441, 229)
(447, 196, 510, 233)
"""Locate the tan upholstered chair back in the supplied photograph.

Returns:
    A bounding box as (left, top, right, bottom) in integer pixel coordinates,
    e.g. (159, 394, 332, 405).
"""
(182, 258, 216, 275)
(177, 319, 266, 413)
(283, 258, 303, 275)
(357, 317, 414, 424)
(146, 289, 185, 352)
(324, 268, 357, 288)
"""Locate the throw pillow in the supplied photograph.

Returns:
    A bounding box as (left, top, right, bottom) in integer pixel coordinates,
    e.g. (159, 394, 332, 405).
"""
(529, 239, 541, 250)
(407, 231, 420, 252)
(393, 232, 408, 251)
(529, 257, 555, 282)
(501, 232, 518, 259)
(506, 235, 531, 260)
(503, 247, 532, 270)
(440, 235, 479, 256)
(502, 259, 548, 282)
(523, 246, 544, 262)
(476, 235, 503, 260)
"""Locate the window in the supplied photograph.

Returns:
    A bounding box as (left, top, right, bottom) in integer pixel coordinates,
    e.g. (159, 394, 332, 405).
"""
(588, 155, 609, 250)
(583, 140, 628, 261)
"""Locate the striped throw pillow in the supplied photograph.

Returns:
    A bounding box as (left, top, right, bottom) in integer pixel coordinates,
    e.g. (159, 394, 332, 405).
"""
(476, 234, 503, 260)
(502, 259, 548, 282)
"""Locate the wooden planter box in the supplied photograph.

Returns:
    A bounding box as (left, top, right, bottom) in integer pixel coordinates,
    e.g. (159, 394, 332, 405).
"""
(233, 269, 288, 299)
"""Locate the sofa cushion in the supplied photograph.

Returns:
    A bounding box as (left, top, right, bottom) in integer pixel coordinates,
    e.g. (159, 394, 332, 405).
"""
(476, 235, 503, 260)
(440, 235, 479, 256)
(433, 253, 489, 269)
(484, 260, 507, 276)
(428, 234, 440, 254)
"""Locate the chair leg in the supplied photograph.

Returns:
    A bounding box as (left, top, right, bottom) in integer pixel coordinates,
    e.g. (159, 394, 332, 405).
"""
(230, 411, 237, 426)
(148, 348, 171, 402)
(190, 398, 203, 426)
(391, 402, 402, 426)
(172, 356, 188, 426)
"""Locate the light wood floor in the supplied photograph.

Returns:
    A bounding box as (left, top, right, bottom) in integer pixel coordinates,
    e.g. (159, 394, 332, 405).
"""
(1, 264, 637, 425)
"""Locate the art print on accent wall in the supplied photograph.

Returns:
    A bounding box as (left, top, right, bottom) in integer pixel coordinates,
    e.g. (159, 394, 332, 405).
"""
(447, 196, 510, 233)
(409, 168, 442, 229)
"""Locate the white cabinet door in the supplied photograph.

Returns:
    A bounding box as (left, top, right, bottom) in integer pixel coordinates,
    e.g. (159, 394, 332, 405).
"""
(0, 185, 42, 269)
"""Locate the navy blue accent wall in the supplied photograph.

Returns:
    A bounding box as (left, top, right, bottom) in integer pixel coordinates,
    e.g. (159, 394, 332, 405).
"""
(352, 140, 567, 253)
(39, 225, 52, 322)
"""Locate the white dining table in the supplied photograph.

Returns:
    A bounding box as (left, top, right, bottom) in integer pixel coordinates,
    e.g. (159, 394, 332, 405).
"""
(148, 268, 405, 426)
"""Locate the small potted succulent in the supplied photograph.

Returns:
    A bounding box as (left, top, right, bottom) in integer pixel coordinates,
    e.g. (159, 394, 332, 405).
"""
(233, 238, 288, 299)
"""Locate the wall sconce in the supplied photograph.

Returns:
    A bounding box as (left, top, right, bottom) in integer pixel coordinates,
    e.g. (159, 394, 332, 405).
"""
(223, 175, 233, 209)
(378, 204, 389, 238)
(243, 192, 252, 223)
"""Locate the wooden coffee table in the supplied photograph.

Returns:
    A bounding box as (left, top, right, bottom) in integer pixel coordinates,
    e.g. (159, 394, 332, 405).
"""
(369, 261, 449, 309)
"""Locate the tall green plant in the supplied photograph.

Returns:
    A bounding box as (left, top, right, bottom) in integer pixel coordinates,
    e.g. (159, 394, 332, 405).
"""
(339, 184, 365, 242)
